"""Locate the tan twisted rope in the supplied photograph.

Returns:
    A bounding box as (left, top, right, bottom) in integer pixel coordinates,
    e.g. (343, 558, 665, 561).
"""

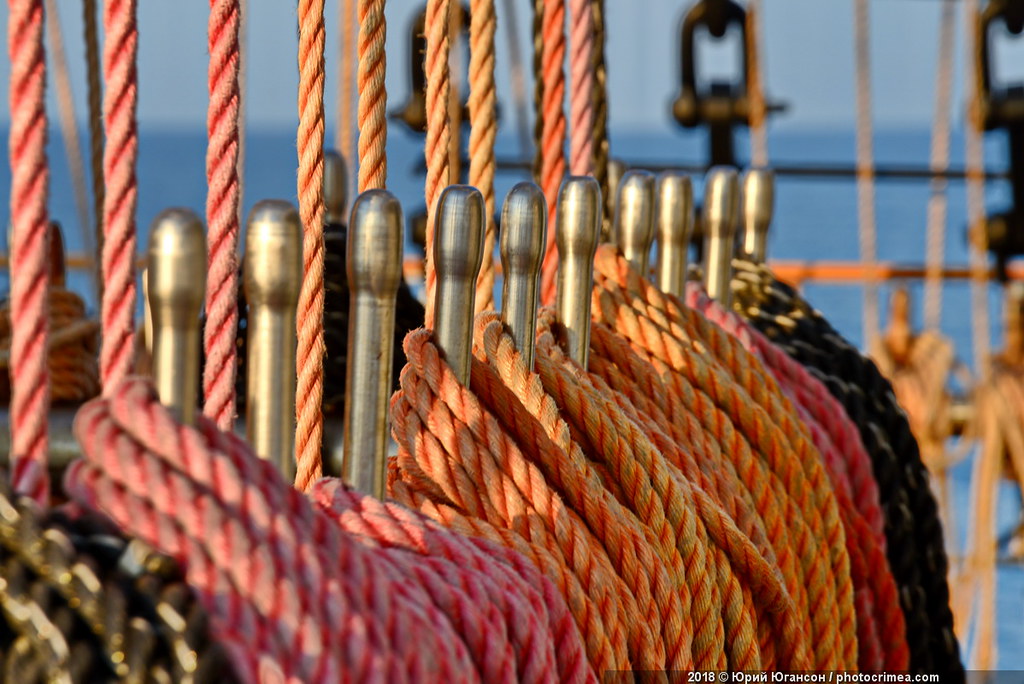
(590, 0, 610, 232)
(853, 0, 879, 348)
(448, 4, 463, 183)
(468, 0, 498, 312)
(422, 0, 452, 326)
(338, 0, 356, 199)
(356, 0, 387, 192)
(294, 0, 328, 490)
(924, 0, 956, 332)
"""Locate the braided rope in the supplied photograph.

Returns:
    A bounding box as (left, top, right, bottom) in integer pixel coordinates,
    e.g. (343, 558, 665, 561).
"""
(566, 0, 594, 177)
(731, 260, 964, 679)
(422, 0, 452, 325)
(203, 0, 243, 431)
(83, 0, 105, 284)
(468, 0, 498, 312)
(6, 0, 51, 504)
(356, 0, 387, 191)
(99, 0, 139, 392)
(536, 0, 567, 306)
(294, 0, 328, 490)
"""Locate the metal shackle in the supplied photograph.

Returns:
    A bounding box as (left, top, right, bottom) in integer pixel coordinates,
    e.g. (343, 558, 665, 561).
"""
(339, 190, 404, 497)
(555, 176, 602, 369)
(432, 185, 486, 386)
(499, 182, 546, 371)
(701, 166, 740, 306)
(146, 208, 207, 425)
(613, 169, 657, 276)
(655, 172, 695, 298)
(243, 200, 303, 478)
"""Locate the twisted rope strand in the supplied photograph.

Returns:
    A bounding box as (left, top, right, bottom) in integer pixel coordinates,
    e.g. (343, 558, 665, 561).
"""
(294, 0, 328, 490)
(356, 0, 387, 191)
(83, 0, 104, 291)
(6, 0, 51, 504)
(422, 0, 452, 325)
(338, 0, 356, 191)
(566, 0, 594, 177)
(99, 0, 139, 391)
(536, 0, 567, 305)
(203, 0, 242, 430)
(468, 0, 498, 312)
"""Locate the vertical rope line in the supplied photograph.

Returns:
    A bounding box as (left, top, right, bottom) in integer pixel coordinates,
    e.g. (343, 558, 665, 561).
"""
(567, 0, 594, 177)
(530, 0, 544, 182)
(356, 0, 387, 192)
(536, 0, 567, 306)
(237, 0, 247, 223)
(500, 0, 531, 161)
(7, 0, 51, 504)
(590, 0, 610, 233)
(853, 0, 879, 348)
(44, 0, 94, 292)
(99, 0, 139, 391)
(468, 0, 498, 313)
(83, 0, 104, 297)
(203, 0, 242, 431)
(422, 0, 451, 326)
(924, 0, 956, 332)
(964, 0, 990, 378)
(338, 0, 356, 199)
(447, 4, 462, 183)
(745, 0, 768, 167)
(295, 0, 327, 490)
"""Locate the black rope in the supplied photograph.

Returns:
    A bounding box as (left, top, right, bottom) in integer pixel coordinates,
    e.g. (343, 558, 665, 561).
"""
(0, 481, 238, 683)
(731, 259, 964, 680)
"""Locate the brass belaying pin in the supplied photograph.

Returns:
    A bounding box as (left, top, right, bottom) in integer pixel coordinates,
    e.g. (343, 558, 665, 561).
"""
(655, 172, 694, 298)
(433, 185, 485, 386)
(614, 169, 656, 276)
(323, 149, 349, 225)
(146, 209, 206, 425)
(339, 190, 404, 496)
(702, 166, 740, 307)
(555, 176, 602, 369)
(740, 167, 775, 264)
(243, 200, 302, 477)
(499, 182, 546, 371)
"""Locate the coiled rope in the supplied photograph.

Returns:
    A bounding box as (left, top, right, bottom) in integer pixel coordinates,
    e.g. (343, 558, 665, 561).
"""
(6, 0, 51, 504)
(468, 0, 498, 313)
(66, 376, 593, 683)
(204, 0, 243, 431)
(99, 0, 139, 392)
(422, 0, 452, 325)
(731, 258, 964, 680)
(295, 0, 328, 490)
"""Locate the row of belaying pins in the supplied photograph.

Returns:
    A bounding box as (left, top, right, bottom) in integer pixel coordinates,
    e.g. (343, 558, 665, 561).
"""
(141, 158, 773, 494)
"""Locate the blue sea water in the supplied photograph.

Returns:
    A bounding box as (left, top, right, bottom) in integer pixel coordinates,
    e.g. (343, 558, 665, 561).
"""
(1, 123, 1022, 668)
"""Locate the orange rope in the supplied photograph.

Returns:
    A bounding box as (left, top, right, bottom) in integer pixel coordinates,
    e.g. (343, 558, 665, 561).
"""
(83, 0, 104, 297)
(338, 0, 356, 197)
(99, 0, 140, 392)
(567, 0, 594, 177)
(468, 0, 498, 312)
(422, 0, 452, 326)
(356, 0, 386, 192)
(745, 0, 768, 167)
(535, 0, 567, 306)
(294, 0, 327, 490)
(203, 0, 243, 431)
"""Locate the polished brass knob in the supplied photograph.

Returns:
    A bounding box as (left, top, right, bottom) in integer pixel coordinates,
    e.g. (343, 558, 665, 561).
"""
(433, 185, 485, 386)
(147, 209, 206, 425)
(499, 182, 546, 371)
(244, 200, 302, 478)
(701, 167, 740, 306)
(555, 176, 601, 369)
(323, 149, 349, 225)
(613, 169, 656, 275)
(339, 190, 404, 497)
(740, 167, 774, 263)
(655, 172, 694, 298)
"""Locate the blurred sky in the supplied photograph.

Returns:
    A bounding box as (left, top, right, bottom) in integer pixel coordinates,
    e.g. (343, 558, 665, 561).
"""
(0, 1, 1023, 135)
